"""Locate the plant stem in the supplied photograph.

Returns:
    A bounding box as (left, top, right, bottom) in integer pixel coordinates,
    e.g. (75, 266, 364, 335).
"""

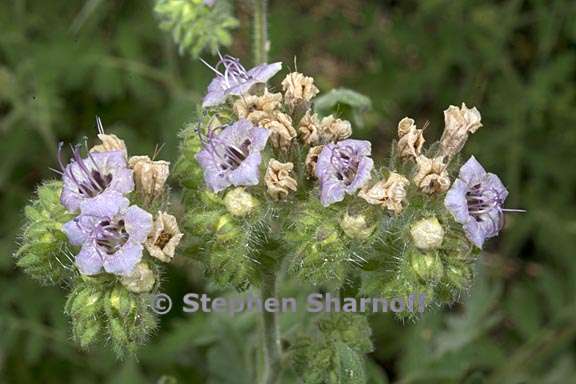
(253, 2, 279, 382)
(261, 272, 282, 384)
(253, 0, 268, 65)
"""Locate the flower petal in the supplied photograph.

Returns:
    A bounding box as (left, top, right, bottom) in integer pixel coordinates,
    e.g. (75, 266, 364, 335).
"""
(76, 244, 103, 275)
(103, 242, 143, 276)
(124, 205, 153, 243)
(79, 191, 128, 218)
(444, 179, 470, 224)
(459, 156, 486, 186)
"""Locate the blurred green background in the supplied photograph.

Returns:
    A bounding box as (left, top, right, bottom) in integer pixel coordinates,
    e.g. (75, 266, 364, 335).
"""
(1, 0, 575, 383)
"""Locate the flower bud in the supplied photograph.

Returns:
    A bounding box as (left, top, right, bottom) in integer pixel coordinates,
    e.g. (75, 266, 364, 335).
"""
(410, 217, 444, 250)
(145, 212, 183, 262)
(339, 212, 375, 240)
(445, 263, 473, 291)
(108, 286, 135, 317)
(120, 262, 156, 294)
(223, 187, 258, 217)
(128, 155, 170, 202)
(214, 214, 241, 243)
(410, 251, 444, 283)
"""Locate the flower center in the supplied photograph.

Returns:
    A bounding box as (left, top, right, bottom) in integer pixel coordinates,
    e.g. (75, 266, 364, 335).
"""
(95, 219, 128, 255)
(155, 231, 173, 249)
(331, 146, 359, 186)
(466, 183, 503, 219)
(59, 143, 113, 197)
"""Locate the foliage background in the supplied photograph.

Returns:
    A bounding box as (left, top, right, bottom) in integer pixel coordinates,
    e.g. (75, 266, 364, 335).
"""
(1, 0, 575, 383)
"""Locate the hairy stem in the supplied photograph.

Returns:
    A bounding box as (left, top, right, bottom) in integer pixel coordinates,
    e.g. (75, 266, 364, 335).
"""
(253, 0, 268, 65)
(261, 272, 282, 384)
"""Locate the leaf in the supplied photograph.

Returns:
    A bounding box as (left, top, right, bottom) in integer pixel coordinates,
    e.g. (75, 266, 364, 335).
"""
(313, 88, 372, 128)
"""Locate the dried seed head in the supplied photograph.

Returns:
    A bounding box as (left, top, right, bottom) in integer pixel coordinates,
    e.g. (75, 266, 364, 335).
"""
(120, 262, 155, 293)
(90, 134, 127, 157)
(129, 155, 170, 202)
(358, 172, 410, 214)
(339, 211, 375, 240)
(145, 211, 183, 263)
(298, 111, 321, 145)
(397, 117, 425, 160)
(248, 111, 296, 152)
(223, 187, 258, 217)
(281, 72, 319, 106)
(410, 217, 445, 250)
(232, 91, 282, 119)
(413, 155, 451, 194)
(440, 103, 482, 157)
(264, 159, 298, 200)
(305, 145, 324, 178)
(319, 115, 352, 143)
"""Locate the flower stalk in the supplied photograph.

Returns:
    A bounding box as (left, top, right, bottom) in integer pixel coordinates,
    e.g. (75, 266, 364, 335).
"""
(253, 1, 281, 382)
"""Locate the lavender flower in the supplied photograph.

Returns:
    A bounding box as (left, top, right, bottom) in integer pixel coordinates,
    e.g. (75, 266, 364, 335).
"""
(203, 0, 216, 6)
(444, 156, 510, 248)
(196, 119, 269, 192)
(201, 53, 282, 108)
(62, 192, 152, 276)
(315, 139, 374, 206)
(59, 144, 134, 212)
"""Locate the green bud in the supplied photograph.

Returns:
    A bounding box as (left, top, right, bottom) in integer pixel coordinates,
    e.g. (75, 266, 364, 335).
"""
(120, 262, 156, 293)
(410, 251, 444, 283)
(223, 188, 258, 217)
(214, 214, 241, 242)
(445, 262, 473, 291)
(77, 319, 101, 349)
(68, 287, 102, 320)
(108, 286, 135, 318)
(339, 212, 375, 240)
(410, 217, 444, 250)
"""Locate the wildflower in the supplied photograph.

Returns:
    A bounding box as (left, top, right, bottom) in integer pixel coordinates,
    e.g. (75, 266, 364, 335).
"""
(281, 72, 319, 106)
(264, 159, 298, 200)
(444, 156, 510, 248)
(440, 103, 482, 157)
(247, 111, 296, 152)
(128, 155, 170, 202)
(62, 192, 153, 276)
(195, 119, 269, 192)
(59, 144, 134, 212)
(298, 111, 321, 145)
(305, 145, 324, 177)
(203, 0, 216, 6)
(397, 117, 425, 160)
(120, 262, 156, 293)
(201, 53, 282, 108)
(89, 117, 127, 157)
(358, 172, 409, 214)
(410, 217, 444, 250)
(339, 212, 375, 240)
(223, 188, 258, 217)
(316, 139, 373, 207)
(232, 91, 282, 119)
(319, 115, 352, 143)
(413, 155, 451, 194)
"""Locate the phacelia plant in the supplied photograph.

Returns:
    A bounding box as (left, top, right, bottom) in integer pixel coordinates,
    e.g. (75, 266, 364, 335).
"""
(174, 44, 522, 380)
(15, 119, 182, 357)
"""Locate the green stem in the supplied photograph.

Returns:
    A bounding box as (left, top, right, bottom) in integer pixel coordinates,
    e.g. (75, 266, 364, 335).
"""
(253, 0, 268, 65)
(261, 272, 282, 384)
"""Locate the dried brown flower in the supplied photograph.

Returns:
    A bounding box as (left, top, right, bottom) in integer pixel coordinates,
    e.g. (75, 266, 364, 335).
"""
(397, 117, 425, 160)
(249, 111, 296, 152)
(298, 111, 321, 145)
(264, 159, 298, 200)
(358, 172, 410, 214)
(319, 115, 352, 143)
(305, 145, 324, 178)
(232, 91, 282, 119)
(129, 155, 170, 202)
(145, 211, 183, 263)
(413, 155, 451, 194)
(281, 72, 319, 106)
(440, 103, 482, 157)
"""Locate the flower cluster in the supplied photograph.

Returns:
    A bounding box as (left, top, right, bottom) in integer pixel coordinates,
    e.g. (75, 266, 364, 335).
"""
(15, 118, 182, 356)
(176, 53, 521, 319)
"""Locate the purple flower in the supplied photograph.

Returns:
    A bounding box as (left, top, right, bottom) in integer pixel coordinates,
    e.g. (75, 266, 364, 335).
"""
(63, 192, 152, 276)
(201, 53, 282, 108)
(315, 139, 374, 207)
(59, 144, 134, 212)
(196, 119, 269, 192)
(203, 0, 216, 6)
(444, 156, 509, 248)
